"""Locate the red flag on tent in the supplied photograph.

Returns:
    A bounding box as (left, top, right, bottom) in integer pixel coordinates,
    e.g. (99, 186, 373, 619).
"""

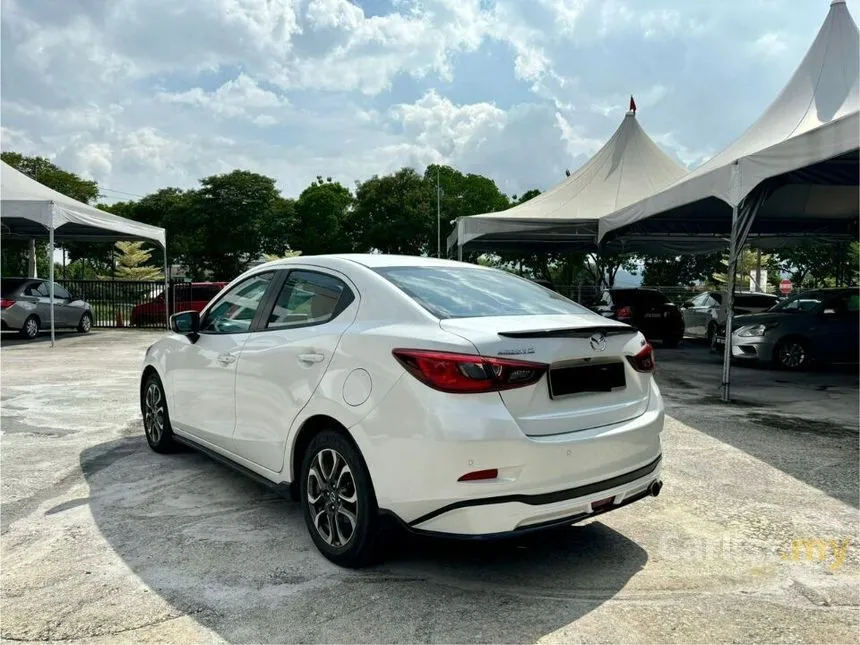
(629, 95, 637, 113)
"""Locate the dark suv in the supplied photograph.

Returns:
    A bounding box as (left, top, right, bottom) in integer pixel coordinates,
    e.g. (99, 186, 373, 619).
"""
(590, 288, 685, 347)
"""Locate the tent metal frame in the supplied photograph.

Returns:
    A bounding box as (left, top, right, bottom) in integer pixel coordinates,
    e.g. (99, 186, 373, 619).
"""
(12, 218, 169, 347)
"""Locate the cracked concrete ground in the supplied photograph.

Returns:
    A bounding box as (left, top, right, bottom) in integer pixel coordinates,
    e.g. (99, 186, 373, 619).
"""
(1, 330, 858, 643)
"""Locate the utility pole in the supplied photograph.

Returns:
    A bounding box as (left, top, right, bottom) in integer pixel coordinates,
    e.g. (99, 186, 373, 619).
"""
(436, 166, 441, 258)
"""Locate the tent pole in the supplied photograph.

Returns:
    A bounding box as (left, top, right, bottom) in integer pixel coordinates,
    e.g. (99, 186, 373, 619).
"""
(720, 203, 738, 402)
(49, 224, 56, 347)
(163, 240, 170, 330)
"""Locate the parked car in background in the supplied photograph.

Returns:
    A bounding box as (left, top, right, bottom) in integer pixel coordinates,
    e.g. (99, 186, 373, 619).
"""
(0, 277, 94, 339)
(681, 291, 780, 342)
(714, 287, 860, 370)
(131, 282, 226, 327)
(141, 255, 664, 567)
(591, 288, 684, 347)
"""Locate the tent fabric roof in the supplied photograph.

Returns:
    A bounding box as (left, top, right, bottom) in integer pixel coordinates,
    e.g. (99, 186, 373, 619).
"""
(450, 109, 688, 250)
(0, 161, 166, 247)
(598, 0, 860, 244)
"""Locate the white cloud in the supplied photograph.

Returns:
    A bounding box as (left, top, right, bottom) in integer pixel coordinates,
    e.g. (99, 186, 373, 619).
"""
(0, 0, 847, 207)
(158, 74, 288, 121)
(749, 32, 789, 58)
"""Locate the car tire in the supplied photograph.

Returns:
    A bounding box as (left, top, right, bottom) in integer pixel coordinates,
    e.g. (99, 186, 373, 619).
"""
(300, 429, 380, 568)
(77, 312, 93, 333)
(774, 337, 810, 371)
(20, 315, 40, 340)
(141, 372, 177, 453)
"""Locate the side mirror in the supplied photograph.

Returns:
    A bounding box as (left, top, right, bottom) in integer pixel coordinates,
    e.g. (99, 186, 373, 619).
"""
(681, 301, 694, 309)
(170, 310, 200, 335)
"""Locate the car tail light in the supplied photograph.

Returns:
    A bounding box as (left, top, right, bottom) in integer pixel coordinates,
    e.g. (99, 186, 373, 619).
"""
(0, 298, 15, 309)
(615, 305, 633, 319)
(627, 343, 655, 373)
(392, 349, 547, 393)
(458, 468, 499, 482)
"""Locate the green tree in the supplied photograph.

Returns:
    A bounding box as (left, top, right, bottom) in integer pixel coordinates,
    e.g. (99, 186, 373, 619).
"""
(641, 253, 724, 287)
(710, 249, 779, 290)
(775, 242, 857, 288)
(584, 253, 638, 289)
(351, 168, 431, 254)
(425, 164, 510, 258)
(292, 177, 355, 256)
(109, 242, 165, 280)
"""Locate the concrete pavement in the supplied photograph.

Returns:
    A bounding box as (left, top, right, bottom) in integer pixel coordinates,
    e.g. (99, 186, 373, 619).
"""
(1, 331, 857, 643)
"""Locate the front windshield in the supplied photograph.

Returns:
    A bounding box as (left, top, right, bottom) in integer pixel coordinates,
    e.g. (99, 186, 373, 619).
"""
(769, 291, 828, 313)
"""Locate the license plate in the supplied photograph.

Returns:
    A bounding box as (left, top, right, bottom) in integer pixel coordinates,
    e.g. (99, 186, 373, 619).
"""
(549, 361, 626, 398)
(644, 313, 661, 318)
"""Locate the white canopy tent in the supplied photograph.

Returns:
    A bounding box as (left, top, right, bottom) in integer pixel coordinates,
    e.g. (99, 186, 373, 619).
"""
(1, 160, 168, 346)
(447, 104, 689, 257)
(597, 0, 859, 401)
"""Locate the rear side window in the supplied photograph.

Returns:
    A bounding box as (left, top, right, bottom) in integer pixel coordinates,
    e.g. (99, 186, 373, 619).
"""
(266, 271, 353, 329)
(375, 266, 592, 319)
(1, 278, 28, 296)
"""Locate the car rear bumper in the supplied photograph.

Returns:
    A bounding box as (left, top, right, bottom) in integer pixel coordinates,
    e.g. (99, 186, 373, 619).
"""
(404, 454, 662, 536)
(351, 375, 665, 536)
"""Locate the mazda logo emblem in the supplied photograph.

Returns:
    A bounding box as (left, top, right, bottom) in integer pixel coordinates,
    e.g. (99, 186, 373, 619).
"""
(589, 332, 607, 352)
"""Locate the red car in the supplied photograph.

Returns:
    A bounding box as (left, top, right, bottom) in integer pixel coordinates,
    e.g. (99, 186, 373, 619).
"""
(131, 282, 226, 327)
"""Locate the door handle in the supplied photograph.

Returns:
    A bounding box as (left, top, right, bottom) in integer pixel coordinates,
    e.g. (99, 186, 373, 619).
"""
(217, 353, 236, 365)
(298, 352, 325, 364)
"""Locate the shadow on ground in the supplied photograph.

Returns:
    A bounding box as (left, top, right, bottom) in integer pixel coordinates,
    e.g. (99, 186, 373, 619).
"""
(78, 437, 648, 643)
(658, 341, 859, 508)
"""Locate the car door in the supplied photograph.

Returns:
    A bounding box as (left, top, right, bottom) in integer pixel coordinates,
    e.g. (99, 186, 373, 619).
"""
(683, 293, 712, 337)
(233, 268, 359, 473)
(814, 291, 860, 362)
(168, 271, 277, 451)
(50, 282, 77, 326)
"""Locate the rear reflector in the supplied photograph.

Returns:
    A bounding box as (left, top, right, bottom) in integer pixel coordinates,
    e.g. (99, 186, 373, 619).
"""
(458, 468, 499, 482)
(627, 343, 655, 373)
(392, 349, 547, 393)
(0, 299, 15, 309)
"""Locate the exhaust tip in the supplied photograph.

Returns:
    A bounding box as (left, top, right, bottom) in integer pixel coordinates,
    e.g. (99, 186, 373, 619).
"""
(649, 480, 663, 497)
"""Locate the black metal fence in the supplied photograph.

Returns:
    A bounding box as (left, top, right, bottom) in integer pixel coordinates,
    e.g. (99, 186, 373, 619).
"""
(60, 279, 226, 328)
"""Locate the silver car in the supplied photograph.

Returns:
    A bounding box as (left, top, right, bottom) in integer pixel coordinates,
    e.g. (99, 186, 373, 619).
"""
(681, 290, 780, 342)
(1, 277, 94, 340)
(715, 288, 860, 370)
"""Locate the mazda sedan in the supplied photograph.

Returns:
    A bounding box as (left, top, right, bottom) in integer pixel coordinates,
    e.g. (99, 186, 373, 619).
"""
(140, 255, 665, 567)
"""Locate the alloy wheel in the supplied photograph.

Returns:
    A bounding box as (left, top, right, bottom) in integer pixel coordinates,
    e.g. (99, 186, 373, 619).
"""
(778, 342, 806, 369)
(81, 314, 92, 332)
(306, 448, 359, 548)
(144, 382, 165, 444)
(25, 318, 38, 338)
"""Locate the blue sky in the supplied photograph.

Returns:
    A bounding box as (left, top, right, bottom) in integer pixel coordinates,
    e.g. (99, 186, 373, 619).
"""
(1, 0, 855, 203)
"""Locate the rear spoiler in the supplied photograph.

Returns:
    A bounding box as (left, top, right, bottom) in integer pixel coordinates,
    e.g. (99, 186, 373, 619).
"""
(498, 326, 638, 339)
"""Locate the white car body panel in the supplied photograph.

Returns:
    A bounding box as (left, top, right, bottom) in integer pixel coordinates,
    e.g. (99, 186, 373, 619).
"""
(141, 254, 665, 539)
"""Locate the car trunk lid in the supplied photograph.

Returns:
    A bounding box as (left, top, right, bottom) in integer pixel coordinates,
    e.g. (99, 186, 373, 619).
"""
(440, 315, 652, 436)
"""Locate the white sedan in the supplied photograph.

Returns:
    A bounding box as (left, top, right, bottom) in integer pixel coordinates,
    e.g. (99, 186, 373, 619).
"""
(140, 254, 665, 567)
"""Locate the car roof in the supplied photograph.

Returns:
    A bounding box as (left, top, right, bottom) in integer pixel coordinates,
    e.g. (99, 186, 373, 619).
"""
(257, 254, 482, 271)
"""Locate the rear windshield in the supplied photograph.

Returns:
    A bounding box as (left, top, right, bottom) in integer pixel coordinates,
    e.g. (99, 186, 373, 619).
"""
(1, 278, 28, 296)
(611, 289, 669, 306)
(375, 266, 592, 319)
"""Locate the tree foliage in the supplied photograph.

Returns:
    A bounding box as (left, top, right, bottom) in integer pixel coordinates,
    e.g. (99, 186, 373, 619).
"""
(292, 177, 355, 256)
(641, 253, 724, 287)
(110, 242, 164, 280)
